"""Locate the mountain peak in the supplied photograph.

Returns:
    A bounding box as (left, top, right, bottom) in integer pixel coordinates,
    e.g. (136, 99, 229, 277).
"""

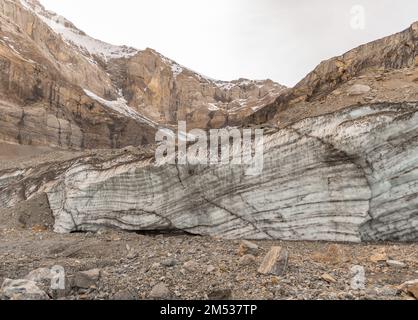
(0, 0, 286, 149)
(19, 0, 139, 61)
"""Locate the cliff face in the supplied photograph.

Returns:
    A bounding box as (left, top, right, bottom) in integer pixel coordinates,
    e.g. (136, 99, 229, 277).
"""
(0, 0, 285, 150)
(0, 0, 156, 149)
(113, 48, 285, 129)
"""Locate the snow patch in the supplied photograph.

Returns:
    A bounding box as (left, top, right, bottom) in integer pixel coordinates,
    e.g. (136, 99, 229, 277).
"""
(158, 54, 184, 77)
(170, 64, 184, 77)
(157, 52, 222, 82)
(83, 89, 157, 128)
(208, 103, 220, 111)
(39, 17, 138, 61)
(215, 82, 236, 91)
(20, 0, 138, 61)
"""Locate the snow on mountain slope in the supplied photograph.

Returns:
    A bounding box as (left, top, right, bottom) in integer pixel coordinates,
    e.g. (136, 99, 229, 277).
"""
(39, 17, 138, 61)
(20, 0, 138, 61)
(13, 0, 286, 131)
(83, 89, 158, 128)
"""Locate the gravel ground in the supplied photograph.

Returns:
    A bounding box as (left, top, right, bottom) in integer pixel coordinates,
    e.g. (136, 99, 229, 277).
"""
(0, 223, 417, 300)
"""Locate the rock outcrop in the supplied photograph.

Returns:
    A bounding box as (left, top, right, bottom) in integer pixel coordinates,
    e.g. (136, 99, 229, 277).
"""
(1, 278, 49, 300)
(117, 48, 286, 129)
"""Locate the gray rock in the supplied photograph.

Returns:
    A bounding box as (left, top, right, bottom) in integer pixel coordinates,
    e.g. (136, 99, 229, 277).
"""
(386, 260, 407, 268)
(1, 279, 50, 300)
(208, 289, 233, 300)
(112, 289, 137, 300)
(238, 240, 259, 256)
(376, 286, 399, 297)
(183, 260, 199, 272)
(25, 268, 53, 283)
(149, 283, 171, 299)
(206, 265, 216, 274)
(347, 84, 371, 96)
(24, 267, 68, 299)
(258, 247, 288, 276)
(161, 258, 178, 267)
(73, 269, 101, 289)
(96, 228, 110, 236)
(127, 251, 138, 260)
(239, 254, 257, 266)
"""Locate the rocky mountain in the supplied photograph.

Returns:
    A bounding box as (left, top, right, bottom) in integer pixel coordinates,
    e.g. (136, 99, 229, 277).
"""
(0, 0, 417, 243)
(245, 21, 418, 127)
(0, 0, 285, 150)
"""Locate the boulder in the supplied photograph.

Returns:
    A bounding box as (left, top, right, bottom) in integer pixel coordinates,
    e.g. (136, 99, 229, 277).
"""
(73, 269, 101, 289)
(208, 289, 233, 300)
(347, 84, 371, 96)
(149, 283, 171, 299)
(1, 279, 49, 300)
(399, 280, 418, 299)
(237, 240, 259, 256)
(258, 247, 288, 276)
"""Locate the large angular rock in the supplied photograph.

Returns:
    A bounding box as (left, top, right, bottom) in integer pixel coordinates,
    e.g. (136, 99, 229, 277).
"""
(25, 268, 54, 283)
(24, 267, 68, 299)
(73, 269, 101, 289)
(258, 247, 289, 276)
(149, 283, 171, 300)
(399, 280, 418, 299)
(1, 279, 50, 300)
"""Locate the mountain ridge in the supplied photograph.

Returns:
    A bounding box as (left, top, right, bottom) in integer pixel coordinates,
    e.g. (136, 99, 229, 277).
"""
(0, 0, 286, 151)
(245, 21, 418, 127)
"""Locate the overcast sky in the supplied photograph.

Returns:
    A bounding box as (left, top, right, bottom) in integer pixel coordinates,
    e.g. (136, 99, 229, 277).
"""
(39, 0, 418, 87)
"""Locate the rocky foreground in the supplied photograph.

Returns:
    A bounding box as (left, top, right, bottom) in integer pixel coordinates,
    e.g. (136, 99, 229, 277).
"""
(0, 226, 417, 300)
(0, 195, 417, 301)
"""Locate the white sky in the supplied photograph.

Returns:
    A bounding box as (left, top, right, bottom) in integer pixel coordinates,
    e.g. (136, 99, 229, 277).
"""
(39, 0, 418, 87)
